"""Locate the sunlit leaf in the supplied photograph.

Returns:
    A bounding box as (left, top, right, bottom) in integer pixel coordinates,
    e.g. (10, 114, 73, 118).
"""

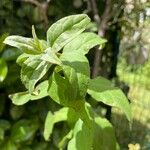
(68, 107, 118, 150)
(87, 76, 132, 121)
(47, 14, 90, 52)
(4, 36, 47, 55)
(44, 108, 69, 141)
(61, 52, 90, 98)
(93, 117, 118, 150)
(0, 58, 8, 82)
(9, 80, 49, 105)
(40, 48, 62, 65)
(68, 119, 93, 150)
(20, 55, 51, 93)
(63, 32, 107, 55)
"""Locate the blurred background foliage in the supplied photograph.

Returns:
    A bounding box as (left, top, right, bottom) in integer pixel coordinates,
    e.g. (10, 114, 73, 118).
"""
(0, 0, 150, 149)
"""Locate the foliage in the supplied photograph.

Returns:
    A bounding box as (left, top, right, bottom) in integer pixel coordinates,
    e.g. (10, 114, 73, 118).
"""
(4, 14, 132, 149)
(0, 33, 9, 82)
(1, 0, 150, 149)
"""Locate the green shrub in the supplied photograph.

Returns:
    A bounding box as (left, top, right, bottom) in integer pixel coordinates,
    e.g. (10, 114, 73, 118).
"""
(4, 14, 131, 150)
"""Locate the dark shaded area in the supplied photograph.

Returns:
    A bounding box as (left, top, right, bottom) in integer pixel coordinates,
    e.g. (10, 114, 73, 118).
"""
(111, 112, 150, 150)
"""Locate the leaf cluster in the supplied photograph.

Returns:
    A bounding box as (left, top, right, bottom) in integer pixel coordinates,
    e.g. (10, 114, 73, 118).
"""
(4, 14, 132, 149)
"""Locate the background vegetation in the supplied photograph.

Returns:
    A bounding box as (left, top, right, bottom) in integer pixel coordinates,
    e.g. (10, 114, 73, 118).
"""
(0, 0, 150, 149)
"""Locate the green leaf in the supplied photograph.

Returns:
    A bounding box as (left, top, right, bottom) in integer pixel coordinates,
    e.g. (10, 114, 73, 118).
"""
(10, 91, 30, 105)
(93, 117, 118, 150)
(61, 52, 89, 76)
(32, 25, 47, 53)
(0, 58, 8, 82)
(11, 119, 38, 143)
(32, 25, 38, 39)
(19, 47, 62, 92)
(47, 14, 90, 52)
(61, 52, 90, 98)
(68, 107, 118, 150)
(16, 53, 30, 66)
(67, 103, 94, 150)
(0, 140, 17, 150)
(87, 76, 132, 121)
(40, 48, 62, 65)
(44, 107, 69, 141)
(68, 119, 94, 150)
(48, 71, 74, 106)
(58, 130, 73, 149)
(43, 111, 53, 141)
(53, 107, 69, 122)
(0, 33, 9, 52)
(4, 36, 47, 55)
(9, 80, 49, 105)
(67, 108, 79, 127)
(21, 55, 51, 92)
(63, 32, 107, 55)
(62, 66, 78, 100)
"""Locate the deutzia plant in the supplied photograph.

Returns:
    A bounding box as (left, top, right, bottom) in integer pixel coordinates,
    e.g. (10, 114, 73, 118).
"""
(4, 14, 131, 150)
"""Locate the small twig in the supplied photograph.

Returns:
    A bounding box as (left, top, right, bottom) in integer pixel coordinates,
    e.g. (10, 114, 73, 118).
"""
(89, 0, 101, 25)
(88, 0, 101, 78)
(89, 0, 112, 78)
(92, 30, 105, 78)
